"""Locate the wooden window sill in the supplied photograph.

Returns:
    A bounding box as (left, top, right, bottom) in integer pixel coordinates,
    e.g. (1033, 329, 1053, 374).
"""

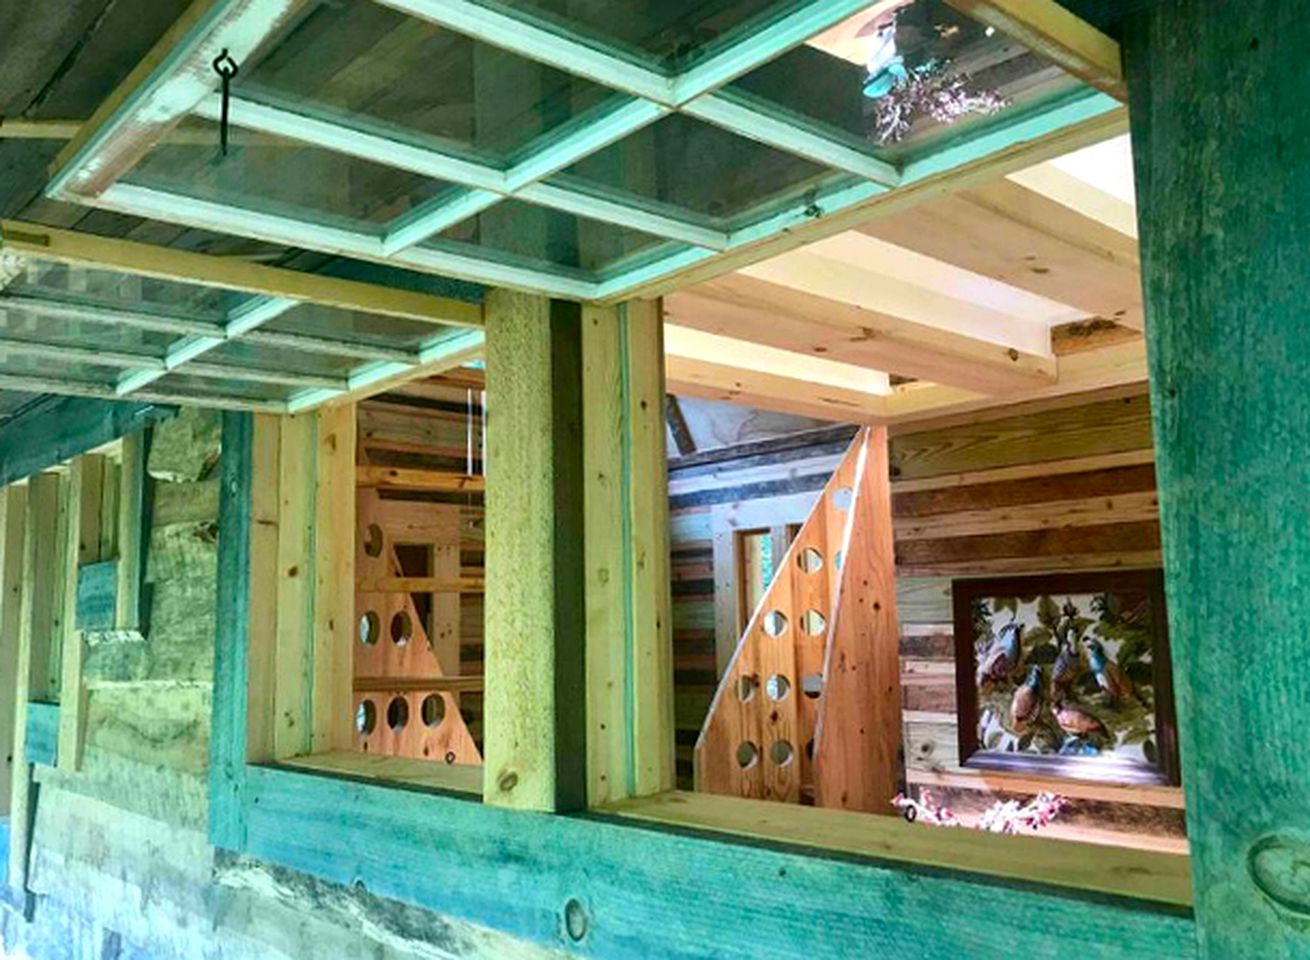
(273, 751, 483, 796)
(599, 790, 1192, 908)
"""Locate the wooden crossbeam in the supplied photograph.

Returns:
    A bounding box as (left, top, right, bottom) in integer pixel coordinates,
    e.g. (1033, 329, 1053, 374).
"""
(356, 575, 484, 594)
(354, 675, 485, 694)
(355, 466, 485, 494)
(945, 0, 1127, 101)
(667, 273, 1057, 394)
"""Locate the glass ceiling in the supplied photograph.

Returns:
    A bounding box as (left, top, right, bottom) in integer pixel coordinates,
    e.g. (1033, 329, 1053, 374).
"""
(47, 0, 1122, 300)
(0, 245, 481, 413)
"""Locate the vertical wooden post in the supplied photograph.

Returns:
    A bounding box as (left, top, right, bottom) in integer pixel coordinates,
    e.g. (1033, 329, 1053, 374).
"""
(248, 414, 283, 765)
(813, 428, 903, 813)
(584, 299, 675, 805)
(9, 473, 59, 890)
(313, 403, 357, 754)
(483, 289, 586, 812)
(115, 431, 146, 633)
(0, 486, 26, 818)
(211, 412, 253, 851)
(57, 454, 105, 772)
(272, 414, 313, 760)
(1126, 2, 1310, 951)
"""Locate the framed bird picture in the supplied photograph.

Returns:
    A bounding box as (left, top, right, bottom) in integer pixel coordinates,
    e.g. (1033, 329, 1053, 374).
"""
(952, 570, 1180, 786)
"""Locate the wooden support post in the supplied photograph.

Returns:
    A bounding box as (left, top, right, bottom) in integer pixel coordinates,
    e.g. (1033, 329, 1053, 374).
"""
(1126, 3, 1310, 950)
(8, 473, 58, 890)
(211, 413, 254, 851)
(57, 454, 104, 772)
(813, 428, 904, 813)
(115, 431, 146, 634)
(583, 299, 675, 805)
(313, 404, 356, 754)
(249, 414, 283, 765)
(272, 414, 312, 760)
(0, 486, 26, 817)
(483, 289, 586, 812)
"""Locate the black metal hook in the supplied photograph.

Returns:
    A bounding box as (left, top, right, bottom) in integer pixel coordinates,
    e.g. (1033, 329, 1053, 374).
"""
(212, 48, 240, 158)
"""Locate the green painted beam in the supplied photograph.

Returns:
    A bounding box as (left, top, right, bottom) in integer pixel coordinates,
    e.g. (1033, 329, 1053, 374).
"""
(244, 764, 1195, 959)
(1126, 1, 1310, 952)
(211, 411, 254, 851)
(0, 395, 173, 488)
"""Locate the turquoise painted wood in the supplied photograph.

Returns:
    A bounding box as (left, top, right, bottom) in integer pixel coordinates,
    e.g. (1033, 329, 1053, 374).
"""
(23, 701, 58, 768)
(0, 396, 172, 488)
(1127, 2, 1310, 954)
(74, 561, 118, 631)
(210, 411, 252, 851)
(243, 764, 1195, 960)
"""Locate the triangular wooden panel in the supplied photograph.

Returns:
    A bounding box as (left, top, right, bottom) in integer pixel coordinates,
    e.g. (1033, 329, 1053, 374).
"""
(694, 427, 902, 811)
(353, 483, 482, 765)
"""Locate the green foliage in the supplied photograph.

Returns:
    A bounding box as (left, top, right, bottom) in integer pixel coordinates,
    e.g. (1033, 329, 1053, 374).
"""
(1036, 594, 1062, 630)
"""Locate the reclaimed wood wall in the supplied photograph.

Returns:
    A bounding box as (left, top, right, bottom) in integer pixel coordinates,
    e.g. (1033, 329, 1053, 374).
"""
(671, 388, 1187, 850)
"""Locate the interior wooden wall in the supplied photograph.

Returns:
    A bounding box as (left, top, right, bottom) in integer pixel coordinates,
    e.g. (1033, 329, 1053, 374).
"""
(670, 387, 1186, 851)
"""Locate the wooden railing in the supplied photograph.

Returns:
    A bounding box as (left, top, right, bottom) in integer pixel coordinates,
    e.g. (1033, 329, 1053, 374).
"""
(695, 427, 903, 812)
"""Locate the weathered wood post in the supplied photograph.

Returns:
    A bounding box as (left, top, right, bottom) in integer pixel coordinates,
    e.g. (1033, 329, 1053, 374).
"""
(1126, 2, 1310, 952)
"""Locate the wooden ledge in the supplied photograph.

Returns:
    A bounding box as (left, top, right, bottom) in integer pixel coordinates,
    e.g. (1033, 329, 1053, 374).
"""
(275, 751, 482, 796)
(600, 790, 1193, 908)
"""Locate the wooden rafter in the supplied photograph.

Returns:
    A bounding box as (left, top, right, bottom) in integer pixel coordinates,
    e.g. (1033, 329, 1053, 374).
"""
(945, 0, 1127, 101)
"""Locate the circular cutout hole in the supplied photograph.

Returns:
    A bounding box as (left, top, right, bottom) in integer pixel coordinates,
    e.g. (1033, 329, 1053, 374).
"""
(802, 609, 827, 636)
(390, 610, 413, 646)
(832, 486, 854, 511)
(359, 610, 380, 646)
(363, 523, 384, 558)
(770, 739, 795, 766)
(802, 673, 823, 699)
(797, 547, 824, 574)
(762, 610, 789, 638)
(765, 674, 791, 701)
(736, 674, 758, 703)
(355, 699, 377, 735)
(387, 696, 409, 732)
(421, 693, 446, 728)
(736, 741, 759, 769)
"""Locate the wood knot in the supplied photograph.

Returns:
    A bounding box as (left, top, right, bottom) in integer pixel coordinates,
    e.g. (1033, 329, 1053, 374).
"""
(497, 770, 519, 793)
(1249, 833, 1310, 917)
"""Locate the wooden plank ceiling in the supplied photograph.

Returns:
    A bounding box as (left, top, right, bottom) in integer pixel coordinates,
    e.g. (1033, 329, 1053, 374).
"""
(665, 133, 1145, 426)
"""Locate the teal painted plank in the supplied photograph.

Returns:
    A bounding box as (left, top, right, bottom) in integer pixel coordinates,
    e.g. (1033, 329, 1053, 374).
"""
(23, 701, 58, 768)
(244, 764, 1195, 960)
(75, 561, 118, 631)
(1126, 2, 1310, 953)
(210, 411, 253, 851)
(0, 396, 172, 488)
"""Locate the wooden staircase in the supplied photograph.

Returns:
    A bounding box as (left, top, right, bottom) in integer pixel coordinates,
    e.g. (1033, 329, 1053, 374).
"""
(694, 427, 903, 813)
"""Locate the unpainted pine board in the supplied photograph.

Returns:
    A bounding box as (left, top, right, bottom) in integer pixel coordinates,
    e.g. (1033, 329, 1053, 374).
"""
(115, 431, 146, 633)
(710, 524, 737, 678)
(483, 290, 586, 812)
(313, 404, 357, 754)
(272, 414, 312, 760)
(57, 454, 104, 772)
(894, 463, 1157, 517)
(895, 489, 1160, 541)
(889, 394, 1155, 481)
(0, 485, 26, 816)
(895, 520, 1160, 567)
(248, 415, 282, 765)
(890, 448, 1155, 495)
(814, 428, 903, 814)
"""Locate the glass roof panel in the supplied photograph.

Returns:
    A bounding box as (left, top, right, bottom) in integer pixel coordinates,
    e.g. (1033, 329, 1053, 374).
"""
(485, 0, 796, 74)
(2, 259, 246, 322)
(125, 117, 452, 232)
(264, 302, 451, 352)
(236, 0, 619, 164)
(0, 352, 124, 386)
(0, 305, 175, 356)
(203, 339, 361, 379)
(427, 199, 675, 275)
(726, 0, 1084, 163)
(553, 113, 836, 228)
(150, 371, 296, 405)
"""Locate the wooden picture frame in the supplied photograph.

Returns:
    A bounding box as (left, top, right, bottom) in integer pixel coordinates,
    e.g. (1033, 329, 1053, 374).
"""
(952, 570, 1179, 786)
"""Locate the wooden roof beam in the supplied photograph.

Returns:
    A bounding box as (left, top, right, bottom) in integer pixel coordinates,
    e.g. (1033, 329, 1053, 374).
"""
(945, 0, 1127, 101)
(665, 273, 1057, 395)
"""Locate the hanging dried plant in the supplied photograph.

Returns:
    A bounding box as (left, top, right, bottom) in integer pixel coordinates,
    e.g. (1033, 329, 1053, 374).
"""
(870, 58, 1008, 146)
